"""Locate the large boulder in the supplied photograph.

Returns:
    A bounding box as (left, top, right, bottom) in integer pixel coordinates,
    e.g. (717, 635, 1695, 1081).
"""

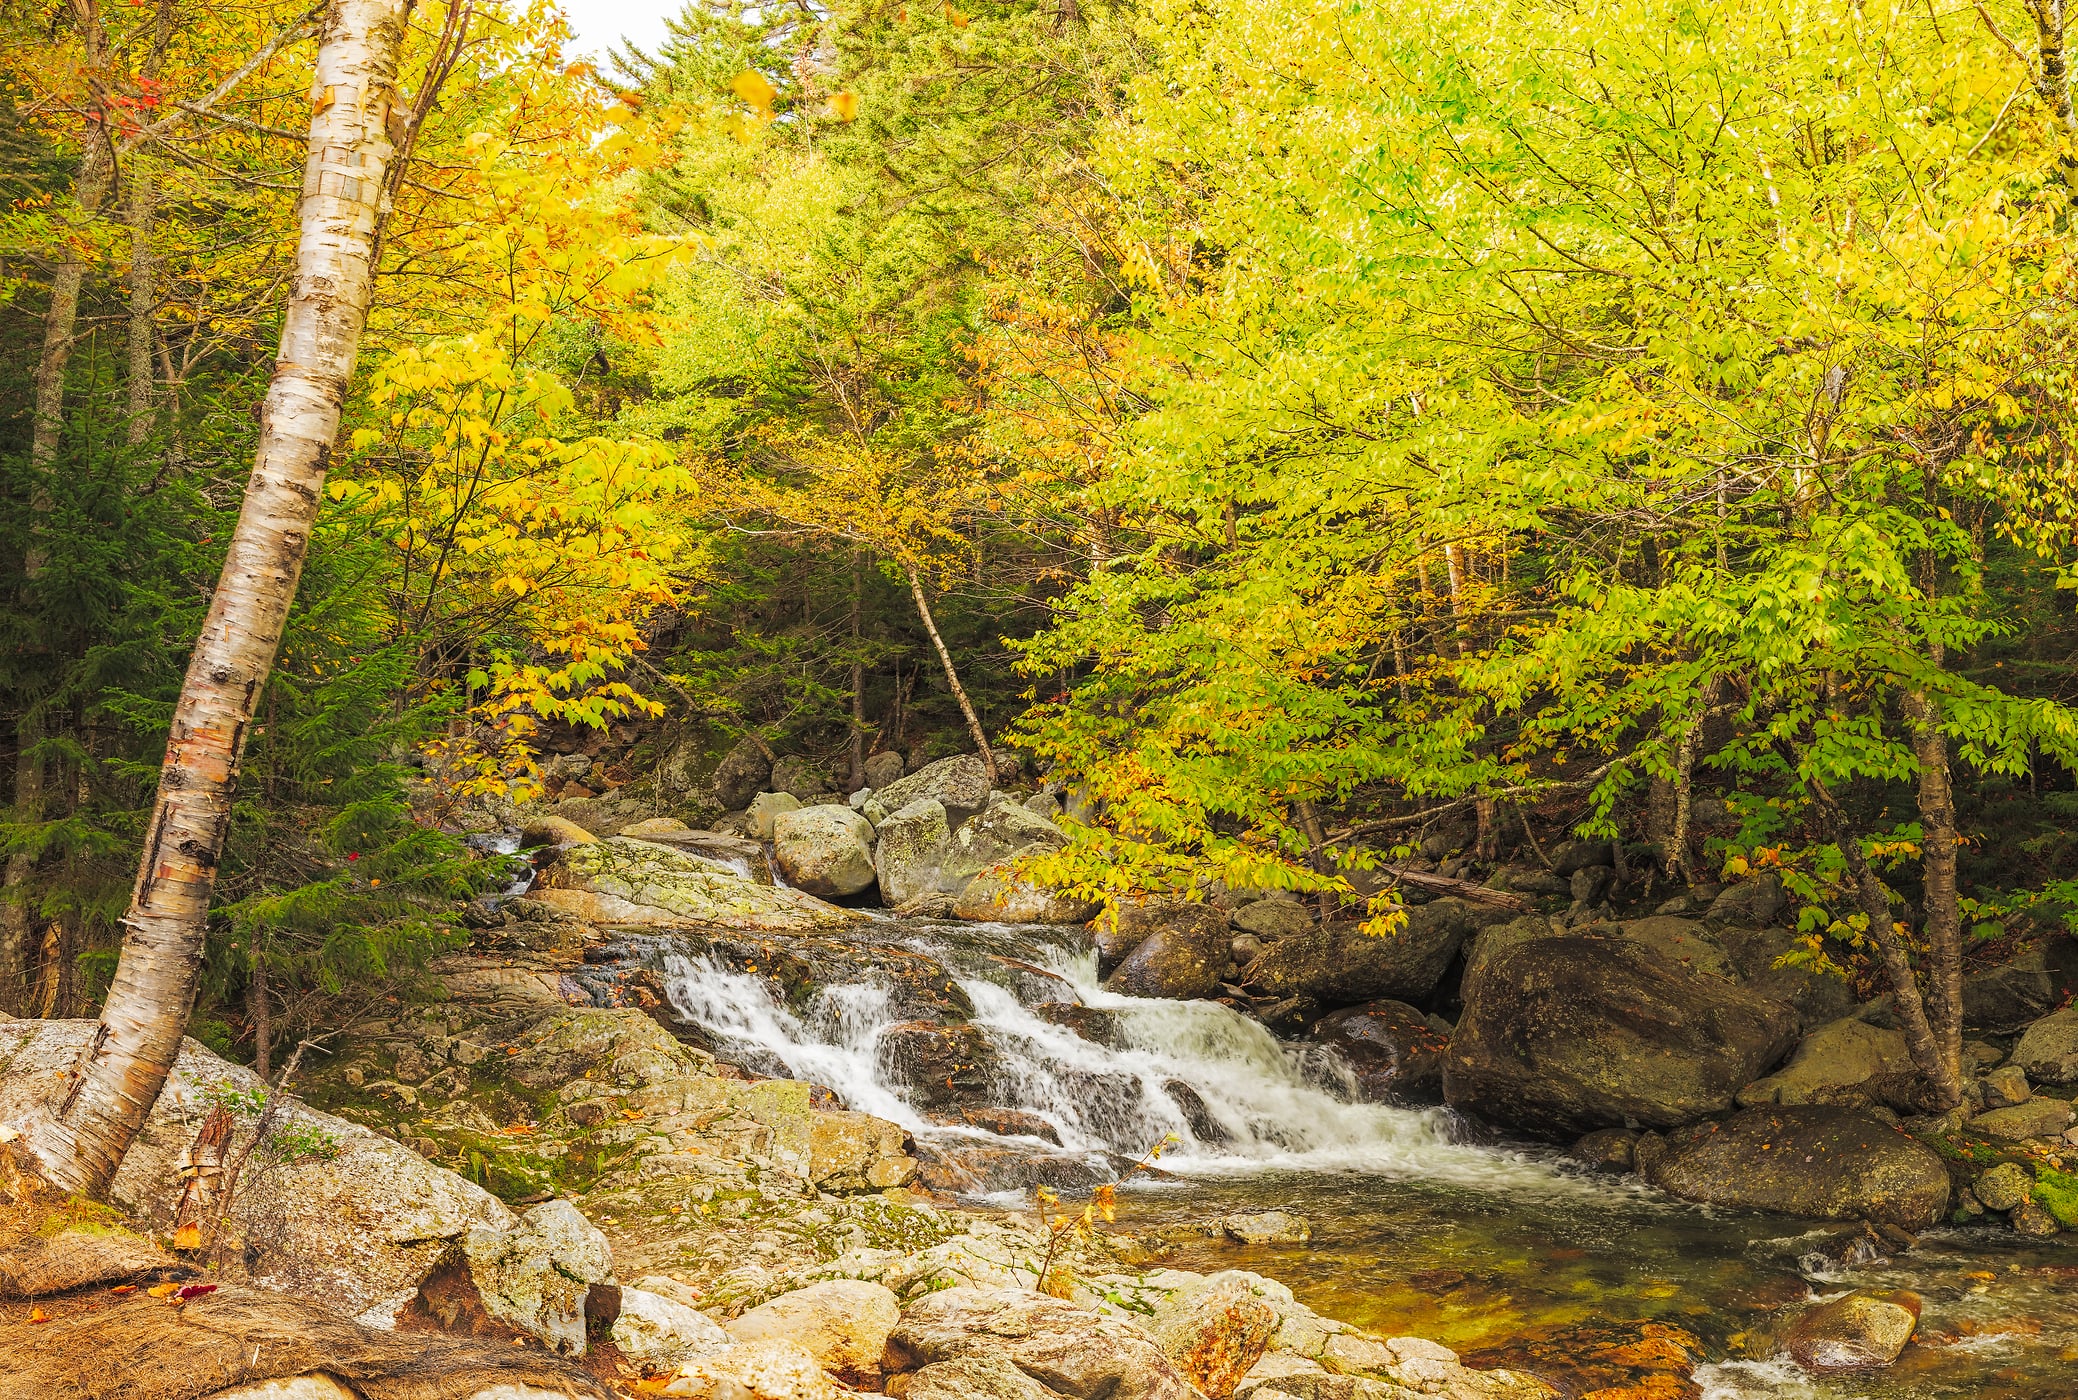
(1231, 899, 1312, 940)
(711, 736, 775, 809)
(1248, 899, 1509, 1011)
(866, 754, 993, 825)
(876, 798, 952, 908)
(883, 1286, 1202, 1400)
(1716, 924, 1860, 1028)
(1642, 1106, 1951, 1229)
(937, 793, 1069, 893)
(1107, 904, 1233, 1001)
(727, 1280, 901, 1379)
(877, 1023, 1000, 1109)
(773, 805, 877, 898)
(1095, 898, 1214, 975)
(1706, 874, 1787, 927)
(1615, 916, 1738, 981)
(748, 791, 802, 839)
(863, 750, 906, 791)
(954, 868, 1100, 924)
(1459, 915, 1553, 1006)
(1962, 941, 2078, 1033)
(1308, 1001, 1447, 1105)
(1143, 1273, 1279, 1398)
(452, 1199, 616, 1356)
(614, 1285, 735, 1369)
(2011, 1006, 2078, 1086)
(1736, 1015, 1912, 1108)
(0, 1019, 516, 1321)
(531, 836, 860, 931)
(1444, 935, 1800, 1136)
(768, 756, 828, 801)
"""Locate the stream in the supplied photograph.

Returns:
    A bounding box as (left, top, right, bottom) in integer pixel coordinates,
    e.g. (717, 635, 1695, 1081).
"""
(651, 914, 2078, 1398)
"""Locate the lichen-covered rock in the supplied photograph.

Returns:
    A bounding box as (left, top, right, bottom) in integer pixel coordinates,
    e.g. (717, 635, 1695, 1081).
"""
(1144, 1274, 1279, 1398)
(458, 1199, 615, 1356)
(773, 805, 877, 898)
(725, 1279, 900, 1377)
(707, 737, 774, 810)
(768, 756, 829, 801)
(533, 836, 860, 931)
(520, 814, 597, 847)
(864, 750, 907, 791)
(660, 1338, 841, 1398)
(1614, 916, 1738, 981)
(1974, 1162, 2033, 1212)
(1967, 1097, 2073, 1142)
(938, 793, 1069, 894)
(877, 798, 952, 908)
(0, 1019, 516, 1320)
(1643, 1105, 1950, 1229)
(954, 867, 1100, 924)
(902, 1356, 1060, 1399)
(1737, 1015, 1911, 1108)
(884, 1285, 1202, 1400)
(1784, 1289, 1920, 1372)
(1094, 898, 1218, 975)
(1248, 899, 1506, 1009)
(865, 754, 993, 825)
(1445, 935, 1799, 1136)
(614, 1285, 735, 1368)
(1232, 899, 1312, 940)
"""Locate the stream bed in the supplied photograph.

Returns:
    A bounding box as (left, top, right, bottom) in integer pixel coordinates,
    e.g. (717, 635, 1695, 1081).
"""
(650, 913, 2078, 1397)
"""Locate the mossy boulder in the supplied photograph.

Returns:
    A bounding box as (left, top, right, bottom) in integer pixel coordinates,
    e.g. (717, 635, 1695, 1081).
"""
(1247, 899, 1508, 1009)
(1642, 1105, 1951, 1228)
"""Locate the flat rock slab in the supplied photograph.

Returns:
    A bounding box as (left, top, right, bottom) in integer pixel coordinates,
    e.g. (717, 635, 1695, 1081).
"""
(1643, 1105, 1951, 1229)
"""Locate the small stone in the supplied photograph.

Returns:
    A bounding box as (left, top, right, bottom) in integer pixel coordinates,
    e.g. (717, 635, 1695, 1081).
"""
(1219, 1210, 1311, 1245)
(1975, 1162, 2033, 1213)
(2014, 1198, 2062, 1237)
(1982, 1065, 2032, 1109)
(1568, 1128, 1638, 1173)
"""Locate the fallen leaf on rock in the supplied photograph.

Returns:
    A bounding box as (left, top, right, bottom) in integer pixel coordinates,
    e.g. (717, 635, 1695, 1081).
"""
(147, 1284, 180, 1299)
(172, 1223, 202, 1250)
(109, 1285, 136, 1296)
(26, 1308, 47, 1324)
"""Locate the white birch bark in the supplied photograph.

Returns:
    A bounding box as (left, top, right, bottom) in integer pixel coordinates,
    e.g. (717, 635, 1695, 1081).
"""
(16, 0, 415, 1197)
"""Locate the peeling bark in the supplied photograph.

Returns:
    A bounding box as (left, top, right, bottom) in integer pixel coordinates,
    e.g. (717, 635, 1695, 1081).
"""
(19, 0, 415, 1197)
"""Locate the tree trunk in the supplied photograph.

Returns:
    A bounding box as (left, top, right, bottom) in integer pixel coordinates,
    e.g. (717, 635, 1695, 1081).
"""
(16, 0, 414, 1198)
(1665, 674, 1721, 884)
(847, 552, 866, 791)
(1903, 690, 1966, 1100)
(126, 155, 159, 448)
(249, 950, 270, 1082)
(907, 568, 997, 782)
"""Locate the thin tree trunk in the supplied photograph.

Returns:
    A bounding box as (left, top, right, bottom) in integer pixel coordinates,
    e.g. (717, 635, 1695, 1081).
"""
(907, 568, 997, 782)
(17, 0, 414, 1197)
(1903, 690, 1966, 1098)
(1665, 674, 1722, 884)
(847, 551, 866, 791)
(126, 156, 158, 447)
(1809, 780, 1962, 1110)
(249, 950, 270, 1081)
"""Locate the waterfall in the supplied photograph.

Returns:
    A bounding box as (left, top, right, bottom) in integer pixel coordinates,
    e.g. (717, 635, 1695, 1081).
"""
(659, 918, 1612, 1197)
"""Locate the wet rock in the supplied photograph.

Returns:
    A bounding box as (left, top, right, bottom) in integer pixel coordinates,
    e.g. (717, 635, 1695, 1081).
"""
(727, 1279, 900, 1378)
(1445, 936, 1799, 1135)
(1164, 1079, 1231, 1144)
(864, 750, 907, 791)
(1784, 1289, 1920, 1372)
(1308, 1001, 1447, 1105)
(532, 836, 858, 931)
(1707, 874, 1787, 927)
(877, 1022, 999, 1109)
(1546, 839, 1613, 876)
(911, 1142, 1109, 1194)
(884, 1285, 1202, 1400)
(622, 827, 773, 884)
(614, 1284, 735, 1369)
(1094, 898, 1217, 976)
(1108, 904, 1233, 1001)
(1737, 1016, 1912, 1108)
(954, 868, 1099, 924)
(1232, 899, 1312, 940)
(1458, 915, 1553, 1006)
(1221, 1211, 1312, 1245)
(1973, 1162, 2033, 1212)
(2011, 1006, 2078, 1085)
(455, 1199, 615, 1356)
(1968, 1096, 2073, 1142)
(1035, 1002, 1127, 1048)
(1982, 1064, 2032, 1108)
(877, 798, 952, 908)
(747, 790, 802, 839)
(712, 737, 775, 810)
(938, 792, 1069, 893)
(937, 1106, 1064, 1143)
(1248, 899, 1505, 1009)
(1461, 1318, 1702, 1400)
(772, 805, 878, 898)
(866, 754, 994, 825)
(1567, 1128, 1638, 1172)
(1144, 1273, 1279, 1398)
(2013, 1197, 2062, 1236)
(1642, 1105, 1950, 1229)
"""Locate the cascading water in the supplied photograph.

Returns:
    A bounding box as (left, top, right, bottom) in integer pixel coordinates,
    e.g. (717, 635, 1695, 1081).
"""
(658, 915, 1616, 1200)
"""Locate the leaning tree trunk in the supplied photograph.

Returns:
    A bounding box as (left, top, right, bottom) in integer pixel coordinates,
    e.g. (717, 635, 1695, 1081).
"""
(17, 0, 414, 1198)
(907, 568, 998, 783)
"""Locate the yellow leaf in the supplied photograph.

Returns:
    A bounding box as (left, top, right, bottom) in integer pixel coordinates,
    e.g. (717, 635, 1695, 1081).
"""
(730, 70, 778, 117)
(829, 92, 858, 122)
(147, 1283, 180, 1298)
(172, 1223, 201, 1251)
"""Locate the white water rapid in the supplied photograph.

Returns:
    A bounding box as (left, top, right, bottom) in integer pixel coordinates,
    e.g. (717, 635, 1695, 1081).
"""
(658, 917, 1620, 1201)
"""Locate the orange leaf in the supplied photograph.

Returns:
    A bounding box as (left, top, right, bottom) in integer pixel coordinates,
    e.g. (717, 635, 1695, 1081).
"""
(147, 1284, 180, 1298)
(108, 1285, 136, 1296)
(172, 1223, 201, 1251)
(26, 1307, 48, 1324)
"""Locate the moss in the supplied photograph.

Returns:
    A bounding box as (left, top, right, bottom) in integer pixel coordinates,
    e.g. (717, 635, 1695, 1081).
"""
(2033, 1166, 2078, 1228)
